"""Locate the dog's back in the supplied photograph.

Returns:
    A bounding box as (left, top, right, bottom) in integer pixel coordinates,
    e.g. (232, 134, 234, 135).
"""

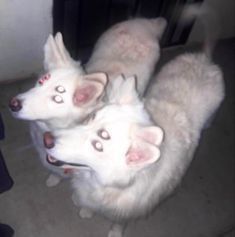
(86, 18, 167, 95)
(147, 53, 224, 132)
(120, 5, 225, 220)
(147, 2, 224, 132)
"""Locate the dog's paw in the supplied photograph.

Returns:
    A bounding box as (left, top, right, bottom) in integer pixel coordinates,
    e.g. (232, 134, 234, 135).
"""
(71, 193, 80, 207)
(108, 229, 123, 237)
(46, 174, 61, 187)
(79, 208, 94, 219)
(108, 224, 123, 237)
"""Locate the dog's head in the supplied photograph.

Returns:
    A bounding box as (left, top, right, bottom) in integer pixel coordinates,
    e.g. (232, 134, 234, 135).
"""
(45, 76, 164, 187)
(9, 33, 107, 128)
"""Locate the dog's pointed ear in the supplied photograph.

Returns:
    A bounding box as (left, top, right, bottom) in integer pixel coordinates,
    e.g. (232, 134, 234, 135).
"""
(126, 139, 161, 168)
(54, 32, 79, 67)
(83, 72, 108, 87)
(126, 125, 164, 169)
(73, 72, 108, 107)
(120, 75, 138, 104)
(151, 17, 167, 39)
(131, 125, 164, 146)
(108, 75, 140, 105)
(44, 32, 80, 71)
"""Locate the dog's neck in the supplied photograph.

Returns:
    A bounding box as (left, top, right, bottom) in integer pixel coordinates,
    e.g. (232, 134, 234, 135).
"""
(35, 116, 84, 132)
(124, 103, 153, 126)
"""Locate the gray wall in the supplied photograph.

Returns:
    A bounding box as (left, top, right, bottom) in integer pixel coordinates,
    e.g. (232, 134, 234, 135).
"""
(0, 0, 53, 82)
(188, 0, 235, 43)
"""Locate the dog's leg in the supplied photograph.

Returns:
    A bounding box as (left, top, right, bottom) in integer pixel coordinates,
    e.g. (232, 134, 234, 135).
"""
(71, 192, 79, 207)
(46, 173, 62, 187)
(71, 193, 94, 218)
(108, 223, 126, 237)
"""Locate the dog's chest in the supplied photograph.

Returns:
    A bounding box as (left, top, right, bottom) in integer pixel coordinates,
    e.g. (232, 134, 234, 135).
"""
(74, 174, 134, 211)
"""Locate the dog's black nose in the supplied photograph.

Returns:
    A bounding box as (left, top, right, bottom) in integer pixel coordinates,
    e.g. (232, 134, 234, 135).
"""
(43, 132, 55, 149)
(9, 97, 22, 112)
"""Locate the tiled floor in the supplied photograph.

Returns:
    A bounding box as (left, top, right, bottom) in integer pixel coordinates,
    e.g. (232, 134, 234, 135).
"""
(0, 39, 234, 237)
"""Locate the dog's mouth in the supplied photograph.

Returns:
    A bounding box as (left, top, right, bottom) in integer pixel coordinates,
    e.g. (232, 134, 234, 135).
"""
(46, 154, 89, 168)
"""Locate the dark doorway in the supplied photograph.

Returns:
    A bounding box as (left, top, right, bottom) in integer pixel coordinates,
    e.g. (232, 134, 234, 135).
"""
(53, 0, 203, 61)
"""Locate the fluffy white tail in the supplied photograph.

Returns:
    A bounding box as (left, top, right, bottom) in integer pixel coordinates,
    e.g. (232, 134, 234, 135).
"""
(181, 3, 220, 58)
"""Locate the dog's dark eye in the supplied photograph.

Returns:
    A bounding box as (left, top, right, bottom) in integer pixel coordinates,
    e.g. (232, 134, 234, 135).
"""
(97, 129, 110, 140)
(85, 112, 96, 124)
(55, 86, 66, 93)
(91, 140, 103, 152)
(52, 95, 64, 103)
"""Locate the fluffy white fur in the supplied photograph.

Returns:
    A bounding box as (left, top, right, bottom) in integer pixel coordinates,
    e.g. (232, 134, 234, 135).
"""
(46, 55, 224, 236)
(9, 18, 166, 186)
(86, 17, 167, 95)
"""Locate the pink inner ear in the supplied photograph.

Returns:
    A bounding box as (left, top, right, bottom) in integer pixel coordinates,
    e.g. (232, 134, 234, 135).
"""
(126, 147, 150, 165)
(134, 126, 163, 146)
(73, 85, 96, 106)
(140, 131, 157, 144)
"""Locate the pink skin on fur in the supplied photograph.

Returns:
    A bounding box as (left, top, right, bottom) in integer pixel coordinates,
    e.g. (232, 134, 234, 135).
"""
(38, 73, 51, 85)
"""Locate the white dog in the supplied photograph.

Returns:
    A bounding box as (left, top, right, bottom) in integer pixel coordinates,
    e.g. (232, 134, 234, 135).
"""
(9, 18, 167, 186)
(45, 53, 224, 237)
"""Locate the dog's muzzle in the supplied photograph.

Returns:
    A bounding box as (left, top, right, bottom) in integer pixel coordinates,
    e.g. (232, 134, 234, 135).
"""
(46, 154, 88, 168)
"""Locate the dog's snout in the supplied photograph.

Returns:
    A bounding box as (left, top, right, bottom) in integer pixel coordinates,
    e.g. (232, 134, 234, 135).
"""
(9, 97, 22, 112)
(43, 132, 55, 149)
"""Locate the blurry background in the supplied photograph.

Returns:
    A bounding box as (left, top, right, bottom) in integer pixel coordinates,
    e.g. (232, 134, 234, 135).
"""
(0, 0, 234, 83)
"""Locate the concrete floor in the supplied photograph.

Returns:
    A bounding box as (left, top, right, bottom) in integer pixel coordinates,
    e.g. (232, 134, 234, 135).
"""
(0, 39, 234, 237)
